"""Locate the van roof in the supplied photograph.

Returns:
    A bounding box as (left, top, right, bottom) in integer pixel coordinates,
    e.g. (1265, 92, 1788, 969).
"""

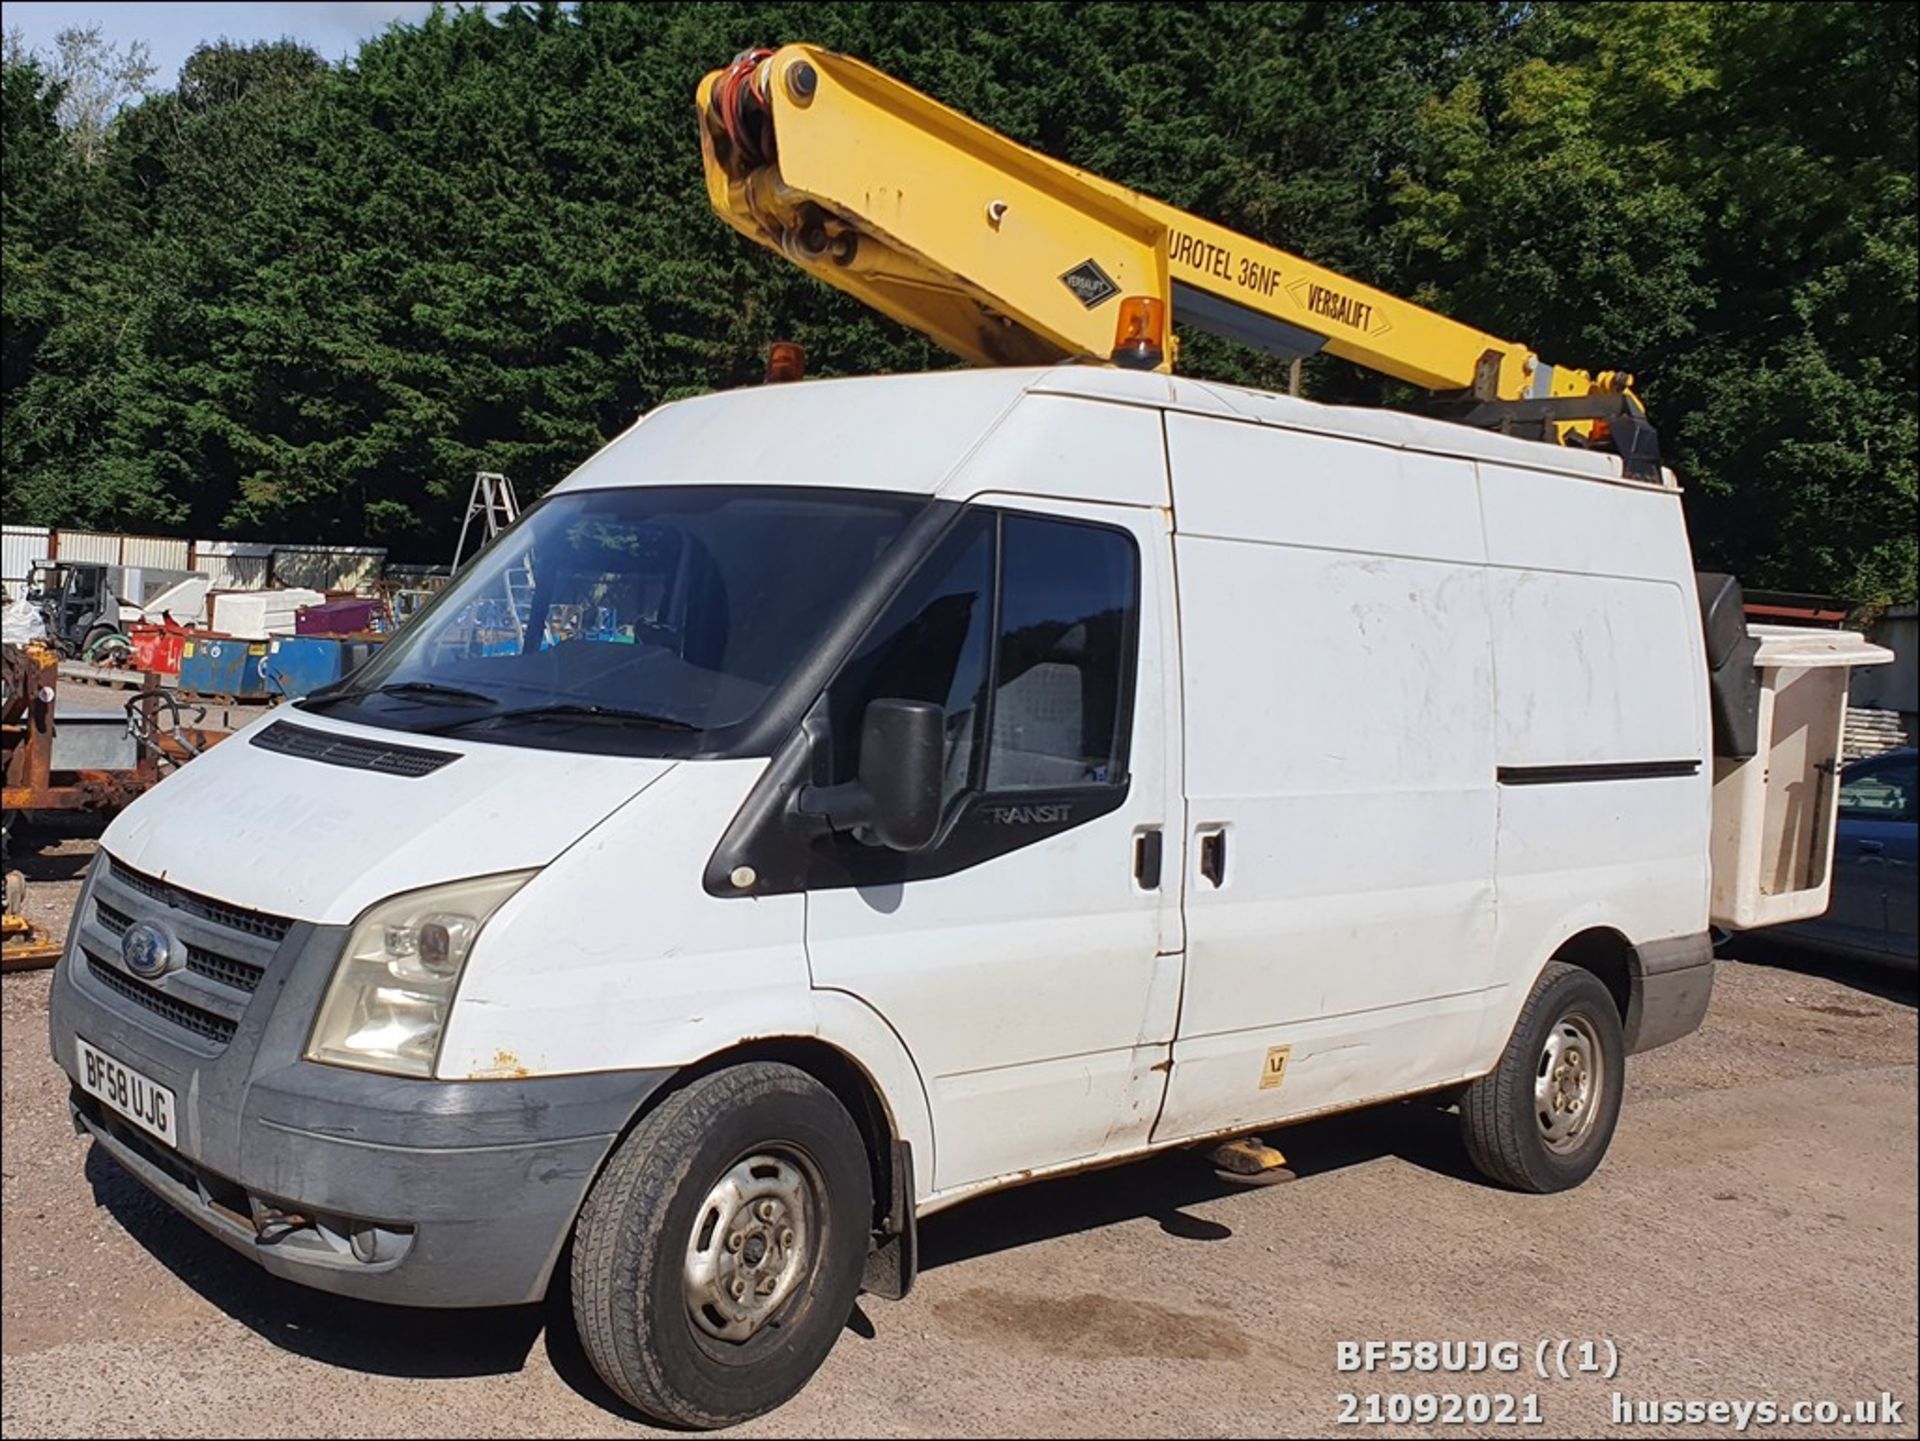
(554, 365, 1644, 499)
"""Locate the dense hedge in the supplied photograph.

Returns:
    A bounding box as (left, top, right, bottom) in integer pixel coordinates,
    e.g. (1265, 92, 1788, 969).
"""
(3, 2, 1913, 598)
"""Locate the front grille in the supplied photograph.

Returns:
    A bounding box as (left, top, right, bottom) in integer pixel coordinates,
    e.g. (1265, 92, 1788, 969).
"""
(184, 949, 264, 993)
(83, 949, 239, 1045)
(250, 719, 459, 778)
(108, 859, 293, 943)
(95, 901, 264, 994)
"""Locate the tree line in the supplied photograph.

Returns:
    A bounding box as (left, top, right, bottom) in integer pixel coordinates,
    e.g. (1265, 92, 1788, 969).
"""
(2, 2, 1913, 600)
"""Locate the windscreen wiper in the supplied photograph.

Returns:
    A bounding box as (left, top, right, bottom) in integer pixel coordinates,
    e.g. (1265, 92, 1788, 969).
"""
(429, 702, 699, 733)
(305, 680, 501, 709)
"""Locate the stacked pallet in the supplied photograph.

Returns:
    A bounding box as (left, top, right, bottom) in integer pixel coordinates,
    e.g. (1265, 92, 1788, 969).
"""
(1843, 705, 1914, 761)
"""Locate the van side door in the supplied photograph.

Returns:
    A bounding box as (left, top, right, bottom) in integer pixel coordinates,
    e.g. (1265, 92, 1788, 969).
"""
(804, 490, 1184, 1196)
(1152, 413, 1499, 1142)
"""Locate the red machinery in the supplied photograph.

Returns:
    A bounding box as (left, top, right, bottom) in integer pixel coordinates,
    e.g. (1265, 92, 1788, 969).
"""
(3, 642, 224, 969)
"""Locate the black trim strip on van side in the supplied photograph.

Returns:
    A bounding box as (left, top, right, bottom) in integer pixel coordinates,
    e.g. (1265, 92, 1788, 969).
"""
(1498, 760, 1702, 786)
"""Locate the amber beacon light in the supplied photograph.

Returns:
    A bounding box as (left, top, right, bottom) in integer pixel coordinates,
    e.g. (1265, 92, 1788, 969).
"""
(764, 341, 808, 383)
(1110, 296, 1166, 370)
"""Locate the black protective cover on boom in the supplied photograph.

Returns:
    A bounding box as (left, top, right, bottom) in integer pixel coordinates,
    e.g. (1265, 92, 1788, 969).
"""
(1695, 571, 1760, 761)
(1429, 393, 1663, 482)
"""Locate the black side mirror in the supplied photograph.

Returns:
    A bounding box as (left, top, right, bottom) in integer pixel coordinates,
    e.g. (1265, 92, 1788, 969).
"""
(797, 698, 946, 852)
(856, 698, 945, 850)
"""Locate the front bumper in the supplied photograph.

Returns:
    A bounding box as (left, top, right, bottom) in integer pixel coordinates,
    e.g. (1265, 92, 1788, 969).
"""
(50, 855, 671, 1307)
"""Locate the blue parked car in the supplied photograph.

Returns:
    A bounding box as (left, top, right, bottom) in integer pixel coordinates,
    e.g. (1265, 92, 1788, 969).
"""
(1778, 747, 1918, 965)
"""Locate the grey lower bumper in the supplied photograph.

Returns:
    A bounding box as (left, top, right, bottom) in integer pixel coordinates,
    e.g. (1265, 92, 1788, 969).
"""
(1625, 932, 1716, 1054)
(51, 857, 672, 1308)
(66, 1067, 659, 1307)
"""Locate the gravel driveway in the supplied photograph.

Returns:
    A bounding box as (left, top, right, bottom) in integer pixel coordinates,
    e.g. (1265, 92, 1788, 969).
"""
(3, 834, 1913, 1438)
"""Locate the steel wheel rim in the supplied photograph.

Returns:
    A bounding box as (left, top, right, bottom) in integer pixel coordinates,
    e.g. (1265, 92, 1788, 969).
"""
(1536, 1012, 1604, 1153)
(683, 1151, 818, 1344)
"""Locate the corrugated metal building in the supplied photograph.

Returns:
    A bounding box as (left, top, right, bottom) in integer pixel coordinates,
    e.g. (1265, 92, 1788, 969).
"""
(2, 524, 51, 595)
(270, 545, 386, 594)
(192, 540, 276, 591)
(48, 529, 122, 565)
(39, 529, 194, 570)
(122, 534, 193, 569)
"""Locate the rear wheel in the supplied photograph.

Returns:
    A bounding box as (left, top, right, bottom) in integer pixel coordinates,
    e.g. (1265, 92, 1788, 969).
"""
(1460, 961, 1625, 1192)
(571, 1062, 872, 1429)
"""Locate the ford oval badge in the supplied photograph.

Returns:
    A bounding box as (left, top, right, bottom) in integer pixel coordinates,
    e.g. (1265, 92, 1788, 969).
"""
(121, 921, 174, 979)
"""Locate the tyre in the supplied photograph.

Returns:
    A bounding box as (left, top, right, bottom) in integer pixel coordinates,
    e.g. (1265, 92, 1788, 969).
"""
(571, 1062, 873, 1429)
(1460, 961, 1625, 1193)
(81, 625, 127, 663)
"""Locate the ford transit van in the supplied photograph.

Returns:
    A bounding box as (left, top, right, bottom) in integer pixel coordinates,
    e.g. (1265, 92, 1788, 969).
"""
(49, 365, 1815, 1426)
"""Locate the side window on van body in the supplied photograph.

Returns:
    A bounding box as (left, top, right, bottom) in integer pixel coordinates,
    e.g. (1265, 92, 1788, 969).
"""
(986, 515, 1136, 790)
(827, 506, 1139, 831)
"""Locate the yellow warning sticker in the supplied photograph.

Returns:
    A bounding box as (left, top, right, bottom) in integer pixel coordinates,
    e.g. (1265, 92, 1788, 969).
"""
(1260, 1045, 1292, 1090)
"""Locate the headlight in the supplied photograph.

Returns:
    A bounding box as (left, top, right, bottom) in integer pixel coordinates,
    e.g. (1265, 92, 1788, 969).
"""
(306, 870, 536, 1077)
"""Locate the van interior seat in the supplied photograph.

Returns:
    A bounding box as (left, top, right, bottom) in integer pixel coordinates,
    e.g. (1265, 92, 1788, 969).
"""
(990, 622, 1093, 786)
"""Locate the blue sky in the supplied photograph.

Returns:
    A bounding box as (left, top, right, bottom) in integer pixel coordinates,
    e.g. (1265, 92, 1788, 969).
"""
(4, 2, 445, 84)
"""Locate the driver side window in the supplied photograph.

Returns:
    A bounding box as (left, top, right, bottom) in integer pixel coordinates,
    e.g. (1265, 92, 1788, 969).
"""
(826, 506, 1139, 824)
(826, 512, 994, 814)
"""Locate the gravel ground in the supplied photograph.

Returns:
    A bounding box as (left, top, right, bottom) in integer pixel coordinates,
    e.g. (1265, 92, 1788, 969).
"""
(2, 832, 1913, 1439)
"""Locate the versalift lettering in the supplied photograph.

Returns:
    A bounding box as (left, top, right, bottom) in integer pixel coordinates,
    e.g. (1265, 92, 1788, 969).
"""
(1304, 282, 1375, 332)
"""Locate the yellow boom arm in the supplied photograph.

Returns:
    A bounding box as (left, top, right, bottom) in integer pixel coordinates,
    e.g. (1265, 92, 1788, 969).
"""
(698, 45, 1649, 452)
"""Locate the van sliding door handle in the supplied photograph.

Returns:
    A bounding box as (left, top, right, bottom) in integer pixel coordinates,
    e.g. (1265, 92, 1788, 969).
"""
(1133, 829, 1163, 889)
(1198, 830, 1226, 888)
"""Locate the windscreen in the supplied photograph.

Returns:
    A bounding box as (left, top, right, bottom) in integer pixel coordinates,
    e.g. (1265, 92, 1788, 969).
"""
(304, 486, 922, 753)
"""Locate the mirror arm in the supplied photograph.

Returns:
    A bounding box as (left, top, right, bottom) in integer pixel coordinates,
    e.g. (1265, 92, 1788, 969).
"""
(794, 779, 874, 834)
(793, 698, 944, 852)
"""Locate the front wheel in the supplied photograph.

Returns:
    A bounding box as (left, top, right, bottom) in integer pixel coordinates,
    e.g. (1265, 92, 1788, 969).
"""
(1459, 961, 1625, 1192)
(81, 625, 129, 664)
(571, 1062, 873, 1429)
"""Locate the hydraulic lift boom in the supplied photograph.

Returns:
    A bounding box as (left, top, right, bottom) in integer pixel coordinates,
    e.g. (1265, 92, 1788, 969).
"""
(698, 45, 1657, 466)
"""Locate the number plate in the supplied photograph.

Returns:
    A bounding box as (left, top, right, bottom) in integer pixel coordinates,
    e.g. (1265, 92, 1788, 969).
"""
(76, 1037, 177, 1148)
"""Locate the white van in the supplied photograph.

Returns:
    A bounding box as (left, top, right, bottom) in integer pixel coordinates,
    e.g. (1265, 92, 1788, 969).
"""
(52, 366, 1745, 1425)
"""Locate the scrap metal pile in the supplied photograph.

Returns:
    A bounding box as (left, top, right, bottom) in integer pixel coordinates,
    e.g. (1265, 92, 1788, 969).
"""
(2, 640, 224, 969)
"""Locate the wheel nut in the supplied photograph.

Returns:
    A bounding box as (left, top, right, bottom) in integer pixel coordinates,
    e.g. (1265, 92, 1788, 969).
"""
(757, 1275, 778, 1296)
(731, 1278, 746, 1300)
(780, 1228, 794, 1249)
(727, 1232, 744, 1252)
(756, 1200, 777, 1222)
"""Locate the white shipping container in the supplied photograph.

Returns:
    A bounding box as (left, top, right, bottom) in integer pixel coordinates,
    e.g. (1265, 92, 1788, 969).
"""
(211, 588, 328, 640)
(1, 524, 51, 594)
